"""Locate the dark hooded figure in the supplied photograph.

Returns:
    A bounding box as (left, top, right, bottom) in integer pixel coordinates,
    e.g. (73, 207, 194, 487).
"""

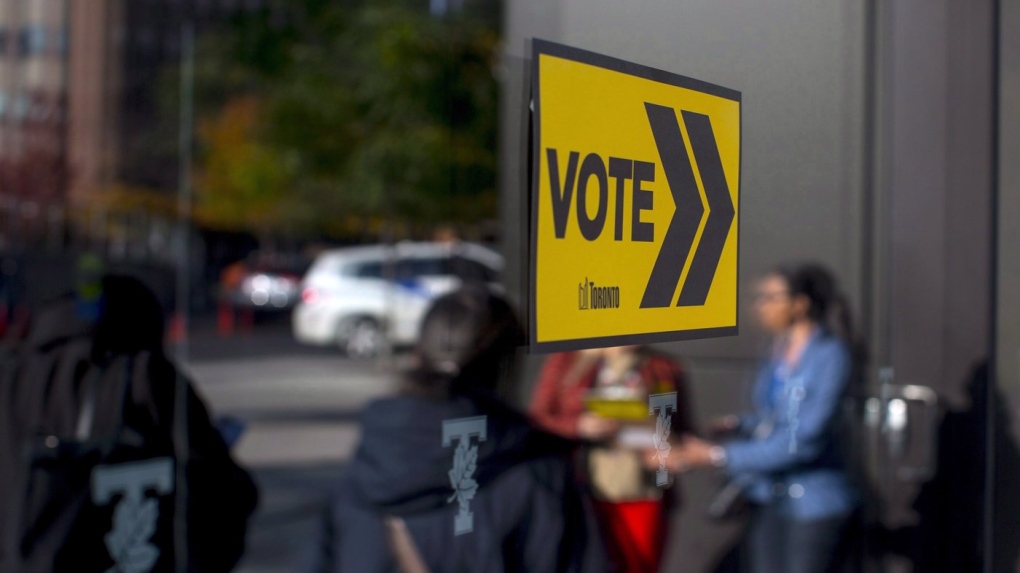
(303, 288, 608, 573)
(93, 275, 259, 571)
(0, 274, 257, 572)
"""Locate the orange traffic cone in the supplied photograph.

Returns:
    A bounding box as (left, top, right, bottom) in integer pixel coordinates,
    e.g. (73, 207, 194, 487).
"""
(167, 312, 187, 345)
(217, 302, 234, 337)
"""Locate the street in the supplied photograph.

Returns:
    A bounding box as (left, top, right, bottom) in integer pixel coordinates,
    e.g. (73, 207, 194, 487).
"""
(180, 321, 403, 573)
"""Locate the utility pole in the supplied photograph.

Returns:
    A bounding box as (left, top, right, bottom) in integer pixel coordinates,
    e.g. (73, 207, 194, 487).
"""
(174, 19, 194, 573)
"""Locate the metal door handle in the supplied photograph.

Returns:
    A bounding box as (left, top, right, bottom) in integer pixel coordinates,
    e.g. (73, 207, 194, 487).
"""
(882, 384, 939, 481)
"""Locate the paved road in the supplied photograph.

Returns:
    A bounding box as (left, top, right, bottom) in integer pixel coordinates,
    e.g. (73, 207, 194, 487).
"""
(179, 325, 404, 572)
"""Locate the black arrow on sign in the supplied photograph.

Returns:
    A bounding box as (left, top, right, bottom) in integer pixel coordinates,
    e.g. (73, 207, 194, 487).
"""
(640, 103, 704, 309)
(639, 105, 735, 309)
(676, 111, 735, 307)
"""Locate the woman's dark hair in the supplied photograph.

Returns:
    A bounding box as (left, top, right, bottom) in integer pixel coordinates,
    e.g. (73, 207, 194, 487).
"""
(773, 263, 868, 390)
(410, 287, 524, 398)
(773, 263, 855, 345)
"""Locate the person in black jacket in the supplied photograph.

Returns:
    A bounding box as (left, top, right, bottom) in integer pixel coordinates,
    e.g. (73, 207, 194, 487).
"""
(303, 287, 608, 573)
(0, 274, 258, 572)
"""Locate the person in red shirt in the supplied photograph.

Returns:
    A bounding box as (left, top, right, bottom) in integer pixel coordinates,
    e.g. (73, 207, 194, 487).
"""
(529, 347, 695, 573)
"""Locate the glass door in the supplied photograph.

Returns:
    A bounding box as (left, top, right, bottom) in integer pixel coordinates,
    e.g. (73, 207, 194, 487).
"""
(852, 1, 999, 570)
(991, 0, 1020, 570)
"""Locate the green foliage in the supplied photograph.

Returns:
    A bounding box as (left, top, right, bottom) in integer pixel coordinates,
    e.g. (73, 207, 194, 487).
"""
(192, 0, 501, 239)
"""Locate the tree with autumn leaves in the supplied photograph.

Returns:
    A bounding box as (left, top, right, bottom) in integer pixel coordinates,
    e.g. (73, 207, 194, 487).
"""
(195, 97, 292, 234)
(191, 0, 501, 242)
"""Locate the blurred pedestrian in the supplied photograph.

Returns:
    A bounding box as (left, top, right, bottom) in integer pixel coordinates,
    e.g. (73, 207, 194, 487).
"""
(675, 263, 860, 573)
(433, 225, 459, 244)
(529, 346, 694, 573)
(218, 257, 253, 335)
(0, 274, 258, 572)
(304, 287, 607, 573)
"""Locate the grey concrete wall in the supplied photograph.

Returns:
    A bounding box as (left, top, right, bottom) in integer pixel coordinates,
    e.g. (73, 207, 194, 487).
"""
(881, 0, 995, 409)
(862, 1, 996, 545)
(999, 0, 1020, 405)
(995, 0, 1020, 569)
(501, 0, 869, 361)
(998, 0, 1020, 428)
(499, 2, 870, 570)
(500, 0, 1002, 569)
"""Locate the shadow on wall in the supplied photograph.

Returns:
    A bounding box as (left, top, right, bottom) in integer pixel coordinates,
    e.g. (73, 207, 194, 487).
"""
(885, 361, 1020, 572)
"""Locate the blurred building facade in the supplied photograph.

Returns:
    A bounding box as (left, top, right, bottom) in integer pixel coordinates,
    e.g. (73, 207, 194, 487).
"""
(0, 0, 265, 251)
(0, 0, 68, 247)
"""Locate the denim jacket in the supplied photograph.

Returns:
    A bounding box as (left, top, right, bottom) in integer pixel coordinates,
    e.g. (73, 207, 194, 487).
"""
(723, 328, 859, 521)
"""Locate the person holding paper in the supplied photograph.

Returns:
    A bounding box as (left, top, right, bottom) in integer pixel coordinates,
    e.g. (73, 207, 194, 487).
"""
(529, 347, 694, 573)
(674, 264, 861, 573)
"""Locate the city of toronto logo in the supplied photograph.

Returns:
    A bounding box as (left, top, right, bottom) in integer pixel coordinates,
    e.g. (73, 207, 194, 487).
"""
(649, 393, 677, 486)
(443, 416, 486, 535)
(92, 458, 174, 573)
(578, 277, 621, 310)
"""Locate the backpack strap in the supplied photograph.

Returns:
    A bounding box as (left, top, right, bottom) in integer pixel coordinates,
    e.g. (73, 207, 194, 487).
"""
(112, 354, 136, 439)
(4, 337, 95, 572)
(35, 338, 90, 437)
(73, 368, 100, 442)
(383, 516, 430, 573)
(23, 350, 137, 467)
(96, 354, 141, 460)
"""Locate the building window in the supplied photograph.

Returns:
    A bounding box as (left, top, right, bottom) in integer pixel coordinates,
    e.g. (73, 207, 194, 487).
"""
(17, 26, 47, 56)
(0, 28, 8, 56)
(0, 91, 7, 119)
(52, 29, 67, 55)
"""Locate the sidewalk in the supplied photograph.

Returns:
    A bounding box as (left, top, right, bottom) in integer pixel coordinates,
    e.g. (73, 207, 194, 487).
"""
(181, 324, 401, 572)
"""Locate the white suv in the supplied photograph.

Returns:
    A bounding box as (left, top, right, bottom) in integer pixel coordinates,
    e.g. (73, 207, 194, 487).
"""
(292, 242, 503, 357)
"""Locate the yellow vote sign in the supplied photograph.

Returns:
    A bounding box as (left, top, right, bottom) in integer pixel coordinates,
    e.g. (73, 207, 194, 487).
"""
(529, 40, 741, 352)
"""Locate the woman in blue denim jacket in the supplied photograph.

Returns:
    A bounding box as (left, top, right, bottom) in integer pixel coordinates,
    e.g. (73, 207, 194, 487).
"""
(677, 264, 859, 573)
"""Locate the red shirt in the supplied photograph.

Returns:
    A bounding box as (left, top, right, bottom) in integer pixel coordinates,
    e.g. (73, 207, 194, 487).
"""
(528, 350, 694, 439)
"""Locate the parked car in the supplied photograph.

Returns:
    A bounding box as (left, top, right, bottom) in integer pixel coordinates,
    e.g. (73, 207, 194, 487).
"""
(292, 242, 503, 357)
(228, 256, 310, 312)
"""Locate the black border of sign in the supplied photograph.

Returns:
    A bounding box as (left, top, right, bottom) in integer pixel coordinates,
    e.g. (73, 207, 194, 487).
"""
(529, 38, 742, 354)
